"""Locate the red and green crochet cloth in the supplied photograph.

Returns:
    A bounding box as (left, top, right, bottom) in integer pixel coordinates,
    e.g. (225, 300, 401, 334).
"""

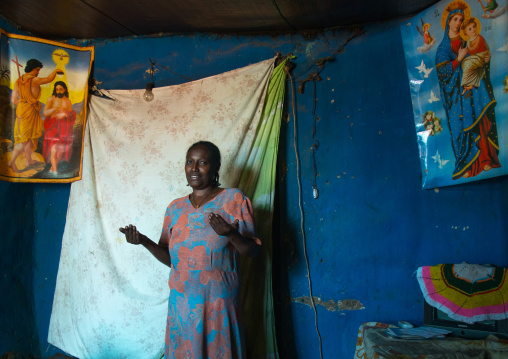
(416, 263, 508, 324)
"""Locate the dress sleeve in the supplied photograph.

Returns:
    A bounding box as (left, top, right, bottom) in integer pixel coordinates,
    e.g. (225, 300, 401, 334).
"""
(158, 205, 173, 246)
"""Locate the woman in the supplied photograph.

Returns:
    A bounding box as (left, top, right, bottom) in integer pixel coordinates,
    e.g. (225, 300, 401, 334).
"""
(435, 1, 500, 180)
(120, 141, 260, 359)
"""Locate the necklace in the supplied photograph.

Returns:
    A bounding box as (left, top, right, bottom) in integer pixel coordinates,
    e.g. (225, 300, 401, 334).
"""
(191, 189, 216, 208)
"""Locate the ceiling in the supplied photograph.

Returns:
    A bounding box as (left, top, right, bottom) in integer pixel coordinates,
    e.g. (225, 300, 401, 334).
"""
(0, 0, 438, 40)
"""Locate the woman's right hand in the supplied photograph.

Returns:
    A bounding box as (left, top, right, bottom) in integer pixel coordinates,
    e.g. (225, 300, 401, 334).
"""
(118, 225, 171, 267)
(457, 46, 468, 62)
(119, 225, 146, 245)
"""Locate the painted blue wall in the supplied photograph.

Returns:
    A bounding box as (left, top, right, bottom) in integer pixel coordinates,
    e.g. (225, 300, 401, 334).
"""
(0, 15, 41, 358)
(275, 22, 508, 358)
(0, 182, 39, 357)
(1, 13, 507, 359)
(32, 184, 71, 357)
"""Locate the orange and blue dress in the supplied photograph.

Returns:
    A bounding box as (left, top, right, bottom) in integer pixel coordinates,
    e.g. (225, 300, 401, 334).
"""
(160, 188, 260, 359)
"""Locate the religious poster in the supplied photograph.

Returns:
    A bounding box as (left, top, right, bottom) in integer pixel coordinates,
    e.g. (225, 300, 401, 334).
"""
(0, 29, 94, 183)
(401, 0, 508, 189)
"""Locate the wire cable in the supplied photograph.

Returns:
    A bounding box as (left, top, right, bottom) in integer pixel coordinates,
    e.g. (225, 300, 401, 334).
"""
(310, 80, 320, 198)
(271, 0, 297, 31)
(155, 63, 194, 82)
(79, 0, 137, 35)
(288, 72, 324, 359)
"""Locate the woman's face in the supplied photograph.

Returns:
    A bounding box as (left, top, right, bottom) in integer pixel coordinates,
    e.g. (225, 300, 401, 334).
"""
(185, 145, 218, 190)
(448, 14, 464, 33)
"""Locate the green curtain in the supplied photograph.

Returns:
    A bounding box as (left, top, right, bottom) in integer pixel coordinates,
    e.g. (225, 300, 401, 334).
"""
(238, 59, 288, 359)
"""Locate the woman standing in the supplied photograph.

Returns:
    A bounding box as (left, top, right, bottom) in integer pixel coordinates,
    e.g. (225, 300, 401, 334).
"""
(435, 0, 500, 179)
(120, 141, 260, 359)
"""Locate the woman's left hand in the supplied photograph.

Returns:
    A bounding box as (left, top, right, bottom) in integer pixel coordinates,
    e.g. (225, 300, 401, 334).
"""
(208, 213, 239, 236)
(209, 212, 259, 257)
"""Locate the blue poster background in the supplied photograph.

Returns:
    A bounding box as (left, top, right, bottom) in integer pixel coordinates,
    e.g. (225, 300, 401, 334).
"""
(401, 0, 508, 189)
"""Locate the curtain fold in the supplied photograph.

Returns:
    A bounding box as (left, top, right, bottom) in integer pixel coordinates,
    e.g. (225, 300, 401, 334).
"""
(48, 58, 284, 359)
(238, 60, 287, 359)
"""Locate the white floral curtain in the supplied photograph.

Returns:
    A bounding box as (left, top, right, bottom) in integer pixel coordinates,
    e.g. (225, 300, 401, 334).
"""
(48, 58, 276, 359)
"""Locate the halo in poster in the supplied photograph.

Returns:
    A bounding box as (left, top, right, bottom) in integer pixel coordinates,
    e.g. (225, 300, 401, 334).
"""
(0, 29, 94, 183)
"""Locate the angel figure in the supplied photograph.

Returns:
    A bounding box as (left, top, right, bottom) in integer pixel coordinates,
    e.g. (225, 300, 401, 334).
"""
(483, 0, 498, 12)
(433, 117, 443, 135)
(417, 18, 433, 44)
(422, 110, 442, 136)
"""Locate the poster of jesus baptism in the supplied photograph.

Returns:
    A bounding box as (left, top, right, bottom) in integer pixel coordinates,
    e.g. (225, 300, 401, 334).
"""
(0, 29, 94, 183)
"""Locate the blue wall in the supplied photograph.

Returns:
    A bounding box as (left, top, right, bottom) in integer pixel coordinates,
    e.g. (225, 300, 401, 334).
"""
(275, 23, 508, 358)
(1, 14, 507, 359)
(0, 15, 40, 358)
(0, 182, 39, 357)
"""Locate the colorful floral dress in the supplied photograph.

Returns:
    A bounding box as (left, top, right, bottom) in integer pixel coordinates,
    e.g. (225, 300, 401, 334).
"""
(160, 188, 260, 359)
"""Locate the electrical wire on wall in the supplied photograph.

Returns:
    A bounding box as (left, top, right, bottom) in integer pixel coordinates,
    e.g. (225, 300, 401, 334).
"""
(154, 62, 194, 82)
(297, 72, 321, 199)
(286, 68, 324, 359)
(292, 29, 365, 201)
(282, 32, 365, 356)
(310, 79, 320, 199)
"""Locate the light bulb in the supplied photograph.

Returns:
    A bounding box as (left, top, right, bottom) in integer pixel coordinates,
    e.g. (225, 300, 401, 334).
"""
(144, 83, 154, 102)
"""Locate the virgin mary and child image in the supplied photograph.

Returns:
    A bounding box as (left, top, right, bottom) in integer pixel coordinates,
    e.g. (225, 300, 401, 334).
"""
(435, 0, 501, 180)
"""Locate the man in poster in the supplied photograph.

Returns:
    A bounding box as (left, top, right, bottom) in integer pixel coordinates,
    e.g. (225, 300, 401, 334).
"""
(8, 58, 63, 172)
(42, 81, 76, 175)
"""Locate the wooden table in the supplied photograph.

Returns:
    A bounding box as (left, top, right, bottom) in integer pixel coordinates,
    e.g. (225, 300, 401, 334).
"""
(354, 322, 508, 359)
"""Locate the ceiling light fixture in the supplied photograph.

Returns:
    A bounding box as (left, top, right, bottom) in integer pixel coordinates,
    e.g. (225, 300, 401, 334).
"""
(144, 58, 156, 102)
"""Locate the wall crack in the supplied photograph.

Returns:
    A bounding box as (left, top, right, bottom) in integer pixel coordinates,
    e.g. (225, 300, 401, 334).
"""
(291, 296, 364, 311)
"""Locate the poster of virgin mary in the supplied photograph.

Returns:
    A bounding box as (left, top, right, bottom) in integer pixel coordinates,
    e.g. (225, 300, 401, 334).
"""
(0, 29, 93, 183)
(401, 0, 507, 189)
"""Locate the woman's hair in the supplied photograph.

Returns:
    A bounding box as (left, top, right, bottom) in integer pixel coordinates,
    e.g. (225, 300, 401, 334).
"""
(187, 141, 222, 185)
